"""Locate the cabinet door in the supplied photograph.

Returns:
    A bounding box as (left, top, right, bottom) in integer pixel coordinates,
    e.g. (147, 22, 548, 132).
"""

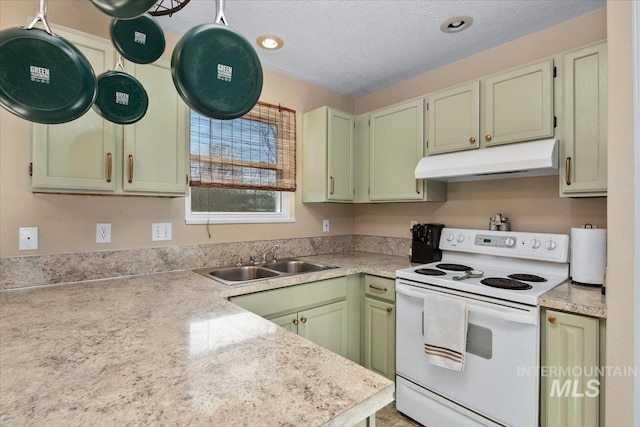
(483, 59, 554, 146)
(369, 99, 424, 201)
(542, 309, 599, 427)
(123, 59, 188, 195)
(561, 42, 607, 196)
(268, 313, 298, 333)
(327, 108, 355, 201)
(363, 297, 395, 380)
(426, 81, 480, 154)
(298, 300, 348, 358)
(32, 30, 116, 192)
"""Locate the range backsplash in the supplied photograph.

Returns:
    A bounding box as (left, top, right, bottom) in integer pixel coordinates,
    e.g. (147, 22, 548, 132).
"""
(0, 235, 410, 290)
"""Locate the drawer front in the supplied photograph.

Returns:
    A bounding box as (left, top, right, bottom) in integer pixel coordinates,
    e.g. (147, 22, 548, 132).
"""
(230, 276, 347, 318)
(364, 275, 395, 302)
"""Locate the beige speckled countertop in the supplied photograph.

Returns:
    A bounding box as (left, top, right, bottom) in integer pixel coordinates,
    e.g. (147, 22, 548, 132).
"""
(539, 281, 607, 318)
(0, 253, 408, 426)
(0, 251, 606, 425)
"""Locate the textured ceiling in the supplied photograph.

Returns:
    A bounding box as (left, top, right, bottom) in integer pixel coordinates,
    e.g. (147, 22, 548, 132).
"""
(155, 0, 605, 97)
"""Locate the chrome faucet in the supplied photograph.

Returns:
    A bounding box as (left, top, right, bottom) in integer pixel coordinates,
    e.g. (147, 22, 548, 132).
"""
(261, 244, 279, 264)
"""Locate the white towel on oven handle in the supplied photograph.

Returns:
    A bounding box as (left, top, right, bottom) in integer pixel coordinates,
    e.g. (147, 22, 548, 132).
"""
(423, 293, 469, 371)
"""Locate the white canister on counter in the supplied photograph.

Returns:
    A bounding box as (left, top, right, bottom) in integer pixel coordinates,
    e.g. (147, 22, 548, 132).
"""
(570, 225, 607, 286)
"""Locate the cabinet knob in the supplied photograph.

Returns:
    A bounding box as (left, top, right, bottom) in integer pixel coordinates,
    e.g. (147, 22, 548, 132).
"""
(485, 134, 492, 141)
(386, 307, 393, 313)
(548, 315, 557, 324)
(300, 317, 307, 324)
(469, 137, 476, 144)
(293, 319, 299, 325)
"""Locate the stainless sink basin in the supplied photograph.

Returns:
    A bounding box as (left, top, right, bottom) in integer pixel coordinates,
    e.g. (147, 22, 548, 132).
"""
(265, 260, 336, 274)
(195, 258, 337, 285)
(207, 266, 279, 283)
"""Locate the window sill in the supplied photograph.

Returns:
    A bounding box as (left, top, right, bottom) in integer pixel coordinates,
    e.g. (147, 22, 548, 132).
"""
(185, 215, 295, 225)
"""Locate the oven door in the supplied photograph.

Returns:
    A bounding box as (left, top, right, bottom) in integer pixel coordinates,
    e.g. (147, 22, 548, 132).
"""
(395, 280, 540, 427)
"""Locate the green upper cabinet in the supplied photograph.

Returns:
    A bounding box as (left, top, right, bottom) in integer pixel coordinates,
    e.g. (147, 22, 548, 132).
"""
(31, 29, 188, 197)
(561, 42, 607, 197)
(426, 81, 480, 155)
(483, 59, 554, 147)
(369, 99, 446, 202)
(302, 106, 355, 202)
(123, 59, 188, 195)
(31, 29, 116, 193)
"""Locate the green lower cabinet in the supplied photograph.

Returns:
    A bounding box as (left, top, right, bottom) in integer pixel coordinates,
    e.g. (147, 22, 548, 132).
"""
(364, 297, 395, 381)
(268, 301, 348, 357)
(542, 309, 599, 427)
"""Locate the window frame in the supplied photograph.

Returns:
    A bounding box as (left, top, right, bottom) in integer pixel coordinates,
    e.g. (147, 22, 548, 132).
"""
(185, 186, 295, 225)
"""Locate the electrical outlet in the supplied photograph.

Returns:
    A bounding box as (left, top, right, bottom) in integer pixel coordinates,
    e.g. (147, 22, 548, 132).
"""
(19, 227, 38, 250)
(96, 223, 111, 244)
(322, 219, 330, 233)
(152, 222, 172, 241)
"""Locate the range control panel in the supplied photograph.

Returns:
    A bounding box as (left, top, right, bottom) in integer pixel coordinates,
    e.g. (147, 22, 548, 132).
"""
(440, 228, 570, 263)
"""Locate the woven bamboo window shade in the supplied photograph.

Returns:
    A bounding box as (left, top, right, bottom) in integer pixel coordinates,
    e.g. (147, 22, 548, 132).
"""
(190, 102, 296, 191)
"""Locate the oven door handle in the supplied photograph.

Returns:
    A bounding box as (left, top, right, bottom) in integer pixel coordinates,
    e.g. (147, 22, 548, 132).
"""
(396, 285, 536, 325)
(468, 306, 536, 325)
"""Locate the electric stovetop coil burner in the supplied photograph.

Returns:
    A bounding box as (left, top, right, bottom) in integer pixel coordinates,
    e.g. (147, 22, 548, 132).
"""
(436, 263, 473, 272)
(481, 277, 532, 290)
(508, 273, 547, 282)
(415, 268, 447, 276)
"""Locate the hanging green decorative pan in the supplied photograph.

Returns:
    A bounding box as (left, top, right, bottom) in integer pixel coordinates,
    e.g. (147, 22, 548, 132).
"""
(171, 0, 263, 120)
(110, 14, 165, 64)
(0, 0, 97, 124)
(93, 55, 149, 124)
(89, 0, 158, 20)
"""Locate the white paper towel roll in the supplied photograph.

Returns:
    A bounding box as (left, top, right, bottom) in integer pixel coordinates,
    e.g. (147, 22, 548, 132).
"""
(570, 227, 607, 285)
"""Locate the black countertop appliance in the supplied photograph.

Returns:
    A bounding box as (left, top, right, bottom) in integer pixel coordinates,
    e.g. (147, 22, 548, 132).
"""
(410, 223, 445, 264)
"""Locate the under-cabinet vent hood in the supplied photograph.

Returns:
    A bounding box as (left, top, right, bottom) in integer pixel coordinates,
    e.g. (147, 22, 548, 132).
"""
(415, 138, 559, 182)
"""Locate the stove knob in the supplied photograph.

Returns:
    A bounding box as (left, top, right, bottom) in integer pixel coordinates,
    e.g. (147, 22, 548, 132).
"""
(504, 237, 516, 247)
(446, 233, 455, 242)
(545, 240, 557, 251)
(457, 234, 465, 243)
(531, 239, 541, 249)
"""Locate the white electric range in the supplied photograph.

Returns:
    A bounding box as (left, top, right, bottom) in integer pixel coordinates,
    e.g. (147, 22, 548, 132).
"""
(395, 227, 570, 427)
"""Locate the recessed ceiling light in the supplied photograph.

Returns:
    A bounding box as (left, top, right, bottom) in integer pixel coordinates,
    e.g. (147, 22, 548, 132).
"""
(256, 35, 284, 50)
(440, 15, 473, 33)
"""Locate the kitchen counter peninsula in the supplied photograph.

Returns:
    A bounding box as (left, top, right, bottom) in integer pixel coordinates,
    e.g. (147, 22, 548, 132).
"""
(0, 261, 399, 426)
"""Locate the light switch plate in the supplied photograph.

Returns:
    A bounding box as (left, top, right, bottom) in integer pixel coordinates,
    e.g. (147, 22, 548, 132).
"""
(19, 227, 38, 250)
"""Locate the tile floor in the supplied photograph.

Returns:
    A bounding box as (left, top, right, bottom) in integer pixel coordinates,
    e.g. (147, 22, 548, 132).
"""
(375, 401, 423, 427)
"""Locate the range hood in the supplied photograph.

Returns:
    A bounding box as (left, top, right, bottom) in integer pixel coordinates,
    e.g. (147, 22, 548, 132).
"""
(415, 138, 559, 182)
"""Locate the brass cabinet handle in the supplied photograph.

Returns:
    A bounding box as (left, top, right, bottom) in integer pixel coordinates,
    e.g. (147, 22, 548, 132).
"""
(300, 317, 307, 324)
(565, 157, 571, 186)
(386, 307, 393, 313)
(469, 137, 476, 144)
(369, 284, 388, 292)
(485, 134, 492, 141)
(293, 319, 299, 326)
(106, 153, 112, 183)
(128, 154, 134, 183)
(415, 180, 420, 194)
(330, 176, 334, 195)
(548, 315, 557, 324)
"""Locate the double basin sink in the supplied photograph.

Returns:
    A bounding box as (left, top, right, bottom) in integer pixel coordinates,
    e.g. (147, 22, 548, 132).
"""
(195, 259, 338, 286)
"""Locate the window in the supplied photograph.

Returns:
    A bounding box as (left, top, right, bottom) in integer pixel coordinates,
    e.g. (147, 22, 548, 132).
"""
(186, 102, 296, 224)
